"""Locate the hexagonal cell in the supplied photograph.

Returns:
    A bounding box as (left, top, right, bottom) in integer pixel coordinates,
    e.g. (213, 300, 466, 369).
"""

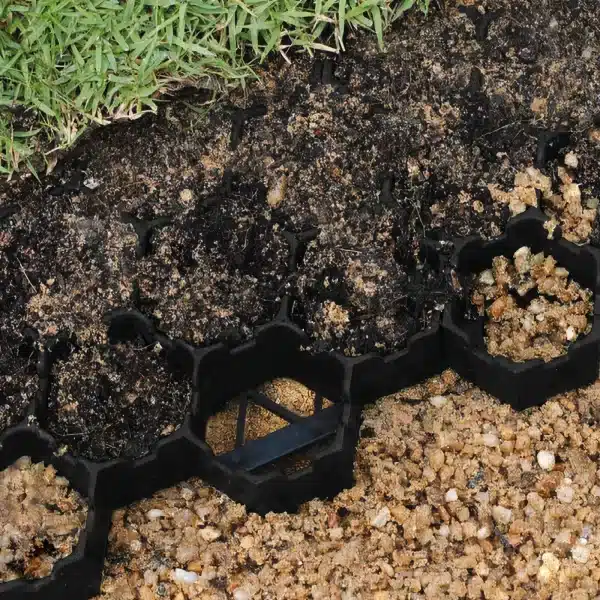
(443, 209, 600, 409)
(0, 428, 111, 600)
(46, 342, 192, 460)
(0, 328, 38, 434)
(205, 378, 335, 456)
(0, 456, 88, 582)
(199, 378, 360, 514)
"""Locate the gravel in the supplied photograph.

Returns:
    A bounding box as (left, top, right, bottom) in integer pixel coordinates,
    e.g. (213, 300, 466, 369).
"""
(93, 372, 600, 599)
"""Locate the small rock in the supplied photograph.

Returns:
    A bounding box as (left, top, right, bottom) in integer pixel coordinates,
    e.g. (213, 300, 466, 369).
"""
(492, 505, 513, 525)
(537, 450, 555, 471)
(549, 17, 558, 28)
(233, 589, 252, 600)
(371, 506, 391, 528)
(84, 177, 101, 190)
(482, 433, 499, 447)
(438, 524, 450, 537)
(240, 535, 255, 549)
(542, 552, 560, 573)
(147, 509, 165, 520)
(564, 152, 579, 169)
(572, 545, 590, 564)
(200, 526, 221, 542)
(329, 527, 344, 540)
(566, 326, 576, 341)
(538, 565, 553, 582)
(429, 449, 445, 471)
(429, 395, 448, 408)
(187, 560, 204, 573)
(556, 485, 574, 503)
(179, 188, 194, 203)
(477, 526, 490, 539)
(582, 47, 593, 60)
(479, 269, 495, 286)
(173, 568, 200, 584)
(445, 488, 458, 503)
(513, 247, 531, 275)
(267, 174, 287, 207)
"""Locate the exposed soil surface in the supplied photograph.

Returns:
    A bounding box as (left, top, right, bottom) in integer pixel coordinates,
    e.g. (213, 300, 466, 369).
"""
(96, 370, 600, 600)
(0, 0, 598, 364)
(472, 248, 593, 362)
(205, 378, 333, 455)
(47, 343, 191, 461)
(0, 457, 88, 582)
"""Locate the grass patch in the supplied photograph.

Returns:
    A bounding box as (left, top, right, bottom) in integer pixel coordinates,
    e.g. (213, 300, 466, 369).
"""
(0, 0, 429, 177)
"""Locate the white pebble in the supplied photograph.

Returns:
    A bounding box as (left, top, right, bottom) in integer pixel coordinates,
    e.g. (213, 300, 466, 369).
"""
(429, 395, 448, 408)
(566, 326, 576, 341)
(537, 450, 555, 471)
(483, 433, 499, 447)
(564, 151, 579, 169)
(147, 509, 165, 520)
(479, 269, 495, 286)
(572, 545, 590, 564)
(371, 506, 391, 528)
(438, 524, 450, 537)
(556, 485, 574, 504)
(445, 488, 458, 503)
(492, 505, 513, 525)
(233, 589, 252, 600)
(582, 47, 593, 60)
(477, 526, 490, 539)
(200, 526, 222, 542)
(549, 17, 559, 28)
(538, 565, 552, 582)
(173, 568, 200, 584)
(542, 552, 560, 573)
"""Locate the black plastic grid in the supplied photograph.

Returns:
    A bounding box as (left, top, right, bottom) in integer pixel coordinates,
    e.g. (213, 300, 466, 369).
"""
(2, 208, 600, 599)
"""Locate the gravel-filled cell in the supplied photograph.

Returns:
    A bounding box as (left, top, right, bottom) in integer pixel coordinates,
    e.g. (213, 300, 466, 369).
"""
(471, 247, 593, 362)
(47, 343, 191, 460)
(205, 378, 333, 456)
(135, 178, 290, 346)
(0, 456, 88, 582)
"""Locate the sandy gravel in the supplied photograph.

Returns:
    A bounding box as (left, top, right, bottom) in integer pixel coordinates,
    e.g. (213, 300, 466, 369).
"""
(93, 372, 600, 600)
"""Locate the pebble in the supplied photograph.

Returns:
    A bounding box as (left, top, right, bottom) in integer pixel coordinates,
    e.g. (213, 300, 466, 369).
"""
(429, 395, 448, 407)
(371, 506, 391, 528)
(445, 488, 458, 503)
(564, 152, 578, 169)
(267, 174, 287, 207)
(200, 526, 222, 542)
(173, 568, 200, 584)
(179, 188, 194, 203)
(572, 545, 590, 564)
(429, 449, 445, 471)
(479, 269, 495, 286)
(482, 433, 499, 447)
(439, 524, 450, 537)
(233, 589, 252, 600)
(542, 552, 560, 573)
(537, 450, 555, 471)
(147, 509, 166, 520)
(566, 326, 576, 341)
(477, 526, 490, 540)
(556, 485, 574, 504)
(492, 505, 513, 525)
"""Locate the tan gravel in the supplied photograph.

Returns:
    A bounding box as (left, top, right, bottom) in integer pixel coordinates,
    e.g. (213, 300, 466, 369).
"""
(0, 457, 88, 582)
(472, 249, 593, 362)
(94, 371, 600, 599)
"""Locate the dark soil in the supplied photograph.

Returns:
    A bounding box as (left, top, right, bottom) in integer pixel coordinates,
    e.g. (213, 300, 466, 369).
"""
(0, 0, 599, 451)
(47, 343, 191, 460)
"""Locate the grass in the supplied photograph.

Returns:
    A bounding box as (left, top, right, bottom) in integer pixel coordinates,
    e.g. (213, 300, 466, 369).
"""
(0, 0, 429, 177)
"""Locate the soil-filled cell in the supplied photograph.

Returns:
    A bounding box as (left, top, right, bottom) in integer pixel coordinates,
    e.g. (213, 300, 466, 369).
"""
(47, 343, 191, 460)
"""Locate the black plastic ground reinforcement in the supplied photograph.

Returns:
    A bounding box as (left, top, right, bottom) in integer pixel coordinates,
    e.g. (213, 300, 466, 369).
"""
(443, 208, 600, 410)
(3, 207, 600, 599)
